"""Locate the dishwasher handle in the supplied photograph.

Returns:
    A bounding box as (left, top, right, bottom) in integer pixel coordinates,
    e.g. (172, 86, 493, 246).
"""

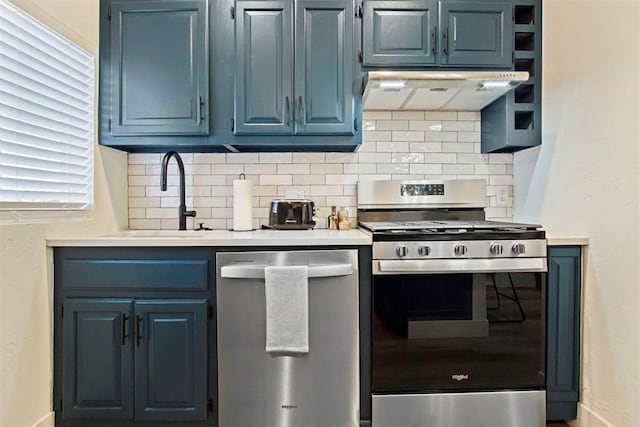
(220, 263, 353, 279)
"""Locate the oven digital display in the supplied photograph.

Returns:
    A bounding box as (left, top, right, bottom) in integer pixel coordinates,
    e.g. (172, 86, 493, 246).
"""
(400, 184, 445, 196)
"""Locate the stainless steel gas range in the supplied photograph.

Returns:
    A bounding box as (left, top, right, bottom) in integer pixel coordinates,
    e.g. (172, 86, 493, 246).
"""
(358, 179, 547, 427)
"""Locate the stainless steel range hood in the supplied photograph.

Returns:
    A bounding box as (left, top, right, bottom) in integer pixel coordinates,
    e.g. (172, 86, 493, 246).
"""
(362, 71, 529, 111)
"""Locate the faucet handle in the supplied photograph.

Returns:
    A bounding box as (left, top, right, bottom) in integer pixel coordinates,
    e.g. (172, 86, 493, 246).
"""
(185, 209, 197, 218)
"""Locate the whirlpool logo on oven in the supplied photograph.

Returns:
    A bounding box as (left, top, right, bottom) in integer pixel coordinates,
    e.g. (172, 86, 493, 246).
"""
(451, 374, 469, 381)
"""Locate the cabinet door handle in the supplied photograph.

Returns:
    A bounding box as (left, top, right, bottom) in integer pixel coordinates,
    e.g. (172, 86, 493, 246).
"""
(121, 313, 128, 346)
(197, 96, 204, 125)
(135, 315, 143, 347)
(431, 26, 436, 55)
(285, 96, 290, 125)
(443, 28, 448, 56)
(297, 96, 303, 124)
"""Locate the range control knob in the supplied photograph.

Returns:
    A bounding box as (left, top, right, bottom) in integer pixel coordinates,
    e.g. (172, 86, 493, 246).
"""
(490, 243, 504, 255)
(418, 246, 431, 256)
(396, 245, 409, 257)
(512, 243, 526, 255)
(454, 244, 468, 256)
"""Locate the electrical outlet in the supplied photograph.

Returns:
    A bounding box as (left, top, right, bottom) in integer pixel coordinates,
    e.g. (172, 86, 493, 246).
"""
(496, 186, 510, 207)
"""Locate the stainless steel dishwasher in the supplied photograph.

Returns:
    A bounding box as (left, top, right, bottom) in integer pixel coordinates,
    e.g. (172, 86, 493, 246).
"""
(216, 250, 359, 427)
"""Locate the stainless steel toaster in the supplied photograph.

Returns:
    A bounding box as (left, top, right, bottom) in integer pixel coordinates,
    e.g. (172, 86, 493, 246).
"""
(268, 199, 316, 230)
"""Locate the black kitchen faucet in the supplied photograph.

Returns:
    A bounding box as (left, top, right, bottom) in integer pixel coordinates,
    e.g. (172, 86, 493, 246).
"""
(160, 151, 196, 230)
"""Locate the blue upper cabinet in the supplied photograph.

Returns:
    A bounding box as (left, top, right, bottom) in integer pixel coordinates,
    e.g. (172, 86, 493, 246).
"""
(234, 1, 294, 135)
(363, 0, 438, 66)
(109, 0, 209, 136)
(235, 0, 356, 137)
(439, 1, 513, 67)
(295, 0, 355, 134)
(362, 0, 513, 69)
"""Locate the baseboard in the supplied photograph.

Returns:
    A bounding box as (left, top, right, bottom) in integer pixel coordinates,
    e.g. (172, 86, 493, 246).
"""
(31, 412, 54, 427)
(569, 404, 614, 427)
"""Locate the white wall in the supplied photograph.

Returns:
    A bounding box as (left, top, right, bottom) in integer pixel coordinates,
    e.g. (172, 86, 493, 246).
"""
(0, 1, 128, 426)
(513, 1, 640, 426)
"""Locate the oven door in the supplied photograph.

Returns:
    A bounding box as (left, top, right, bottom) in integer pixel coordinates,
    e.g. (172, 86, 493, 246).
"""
(372, 260, 546, 394)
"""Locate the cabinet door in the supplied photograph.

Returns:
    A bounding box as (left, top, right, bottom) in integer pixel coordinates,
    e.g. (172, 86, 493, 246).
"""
(294, 0, 354, 135)
(110, 0, 209, 136)
(439, 1, 512, 67)
(235, 1, 293, 135)
(134, 299, 208, 421)
(363, 0, 438, 66)
(546, 246, 581, 420)
(62, 298, 134, 419)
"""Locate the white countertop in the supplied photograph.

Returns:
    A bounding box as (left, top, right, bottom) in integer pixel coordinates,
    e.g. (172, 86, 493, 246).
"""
(47, 228, 372, 247)
(546, 237, 589, 246)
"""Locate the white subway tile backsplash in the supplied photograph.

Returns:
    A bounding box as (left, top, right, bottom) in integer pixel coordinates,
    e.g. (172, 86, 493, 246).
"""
(277, 163, 311, 174)
(424, 111, 457, 120)
(260, 153, 292, 163)
(260, 175, 292, 186)
(363, 111, 392, 120)
(410, 142, 442, 152)
(344, 163, 377, 174)
(293, 174, 326, 185)
(392, 152, 425, 164)
(424, 131, 457, 142)
(442, 164, 474, 175)
(426, 153, 457, 164)
(377, 163, 410, 174)
(310, 163, 343, 174)
(226, 153, 259, 163)
(128, 112, 513, 228)
(326, 174, 359, 185)
(442, 120, 475, 131)
(391, 131, 424, 142)
(392, 111, 424, 120)
(409, 121, 442, 131)
(457, 111, 480, 121)
(377, 141, 409, 152)
(292, 153, 326, 163)
(376, 120, 409, 131)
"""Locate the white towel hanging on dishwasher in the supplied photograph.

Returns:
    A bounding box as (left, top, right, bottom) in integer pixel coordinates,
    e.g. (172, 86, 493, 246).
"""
(264, 265, 309, 354)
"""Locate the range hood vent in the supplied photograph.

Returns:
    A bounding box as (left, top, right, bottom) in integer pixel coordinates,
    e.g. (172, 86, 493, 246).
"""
(363, 71, 529, 111)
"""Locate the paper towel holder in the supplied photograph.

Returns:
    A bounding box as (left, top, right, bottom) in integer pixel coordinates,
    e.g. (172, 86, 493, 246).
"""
(232, 173, 256, 232)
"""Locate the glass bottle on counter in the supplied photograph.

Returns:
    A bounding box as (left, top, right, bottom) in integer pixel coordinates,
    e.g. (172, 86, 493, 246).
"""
(337, 206, 351, 230)
(328, 206, 338, 230)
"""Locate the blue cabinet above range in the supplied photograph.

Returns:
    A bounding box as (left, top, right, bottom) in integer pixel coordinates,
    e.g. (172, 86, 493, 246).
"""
(362, 0, 514, 68)
(99, 0, 363, 152)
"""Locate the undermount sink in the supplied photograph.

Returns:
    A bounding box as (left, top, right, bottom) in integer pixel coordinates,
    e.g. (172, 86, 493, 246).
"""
(105, 230, 217, 238)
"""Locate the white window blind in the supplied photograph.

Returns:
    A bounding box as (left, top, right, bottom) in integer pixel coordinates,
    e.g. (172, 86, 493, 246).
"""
(0, 0, 94, 210)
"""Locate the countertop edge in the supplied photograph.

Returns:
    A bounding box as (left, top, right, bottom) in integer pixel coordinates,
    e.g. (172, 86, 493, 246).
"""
(546, 237, 589, 246)
(46, 229, 373, 247)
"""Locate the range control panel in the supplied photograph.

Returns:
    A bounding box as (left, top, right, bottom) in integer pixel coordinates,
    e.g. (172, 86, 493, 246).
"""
(400, 183, 445, 196)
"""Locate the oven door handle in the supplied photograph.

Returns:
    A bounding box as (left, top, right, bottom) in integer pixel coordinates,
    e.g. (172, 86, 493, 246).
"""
(220, 263, 353, 279)
(375, 258, 547, 274)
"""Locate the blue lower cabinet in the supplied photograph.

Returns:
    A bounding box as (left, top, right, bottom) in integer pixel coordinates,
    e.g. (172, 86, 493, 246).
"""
(63, 299, 134, 419)
(546, 246, 582, 421)
(134, 300, 208, 421)
(60, 299, 209, 424)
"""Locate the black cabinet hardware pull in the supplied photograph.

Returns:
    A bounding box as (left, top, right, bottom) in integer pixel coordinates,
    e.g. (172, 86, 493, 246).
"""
(298, 96, 303, 124)
(431, 27, 436, 55)
(135, 315, 143, 347)
(443, 28, 448, 55)
(121, 313, 128, 346)
(197, 96, 204, 125)
(285, 96, 290, 125)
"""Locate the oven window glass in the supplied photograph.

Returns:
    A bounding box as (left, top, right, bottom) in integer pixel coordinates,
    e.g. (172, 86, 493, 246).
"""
(372, 272, 545, 393)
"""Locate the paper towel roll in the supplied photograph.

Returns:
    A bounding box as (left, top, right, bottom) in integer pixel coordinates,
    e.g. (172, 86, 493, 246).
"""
(233, 178, 253, 231)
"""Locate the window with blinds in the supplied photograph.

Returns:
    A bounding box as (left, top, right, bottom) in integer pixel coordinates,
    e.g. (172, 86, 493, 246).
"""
(0, 0, 95, 210)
